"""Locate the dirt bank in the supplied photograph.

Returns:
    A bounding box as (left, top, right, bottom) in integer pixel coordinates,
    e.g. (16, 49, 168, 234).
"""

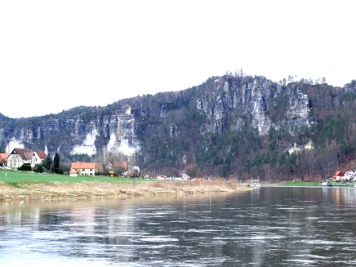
(0, 180, 249, 201)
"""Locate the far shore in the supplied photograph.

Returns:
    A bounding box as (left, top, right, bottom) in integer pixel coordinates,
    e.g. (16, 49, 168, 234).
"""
(0, 179, 250, 201)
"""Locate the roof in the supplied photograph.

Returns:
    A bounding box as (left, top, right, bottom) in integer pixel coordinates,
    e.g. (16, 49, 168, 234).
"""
(71, 162, 97, 170)
(0, 153, 9, 160)
(10, 148, 33, 160)
(334, 170, 344, 177)
(107, 161, 128, 170)
(35, 151, 47, 160)
(0, 153, 9, 163)
(121, 161, 128, 170)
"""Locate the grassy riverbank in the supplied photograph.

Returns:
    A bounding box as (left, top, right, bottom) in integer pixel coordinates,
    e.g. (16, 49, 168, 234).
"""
(279, 181, 321, 186)
(0, 170, 248, 201)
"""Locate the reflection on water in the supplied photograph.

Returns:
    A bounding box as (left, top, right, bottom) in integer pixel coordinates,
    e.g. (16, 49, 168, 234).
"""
(0, 188, 356, 266)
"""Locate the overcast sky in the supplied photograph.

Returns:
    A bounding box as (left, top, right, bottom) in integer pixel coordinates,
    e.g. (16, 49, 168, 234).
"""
(1, 0, 355, 118)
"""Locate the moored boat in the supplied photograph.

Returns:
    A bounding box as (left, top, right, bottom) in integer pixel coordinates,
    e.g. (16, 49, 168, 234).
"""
(248, 177, 261, 188)
(321, 180, 352, 187)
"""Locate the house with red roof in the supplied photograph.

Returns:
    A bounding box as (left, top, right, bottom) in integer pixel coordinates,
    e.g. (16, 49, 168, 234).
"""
(0, 153, 9, 166)
(7, 148, 34, 169)
(105, 161, 128, 176)
(6, 148, 47, 169)
(32, 151, 47, 167)
(69, 169, 78, 177)
(70, 162, 97, 176)
(333, 170, 344, 181)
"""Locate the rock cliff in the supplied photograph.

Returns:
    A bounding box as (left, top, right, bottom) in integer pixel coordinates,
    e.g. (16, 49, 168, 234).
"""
(0, 75, 354, 177)
(196, 76, 311, 135)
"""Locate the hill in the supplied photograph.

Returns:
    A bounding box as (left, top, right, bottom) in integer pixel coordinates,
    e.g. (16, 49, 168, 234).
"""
(0, 75, 355, 180)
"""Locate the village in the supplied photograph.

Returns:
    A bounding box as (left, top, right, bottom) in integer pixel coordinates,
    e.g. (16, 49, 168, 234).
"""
(329, 170, 356, 182)
(321, 170, 356, 187)
(1, 148, 356, 184)
(0, 148, 192, 180)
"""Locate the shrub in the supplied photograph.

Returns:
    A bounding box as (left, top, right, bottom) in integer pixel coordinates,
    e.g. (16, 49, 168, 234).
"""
(18, 163, 32, 171)
(33, 164, 44, 173)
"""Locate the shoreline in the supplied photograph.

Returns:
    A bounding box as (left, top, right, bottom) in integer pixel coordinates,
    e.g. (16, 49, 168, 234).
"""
(0, 180, 249, 201)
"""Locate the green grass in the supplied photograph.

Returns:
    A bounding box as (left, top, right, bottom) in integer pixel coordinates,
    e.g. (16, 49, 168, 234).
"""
(280, 181, 321, 186)
(0, 169, 148, 184)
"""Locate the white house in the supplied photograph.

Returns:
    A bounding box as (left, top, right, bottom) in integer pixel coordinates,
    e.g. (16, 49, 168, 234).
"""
(7, 148, 33, 169)
(70, 162, 97, 176)
(31, 151, 47, 167)
(343, 171, 355, 181)
(7, 148, 47, 169)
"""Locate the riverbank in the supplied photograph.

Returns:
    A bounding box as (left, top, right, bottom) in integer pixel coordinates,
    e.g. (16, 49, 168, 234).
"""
(0, 179, 249, 201)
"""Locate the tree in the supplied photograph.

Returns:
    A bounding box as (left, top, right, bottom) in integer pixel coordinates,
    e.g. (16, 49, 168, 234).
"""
(33, 164, 44, 173)
(52, 153, 60, 174)
(18, 163, 32, 171)
(43, 154, 53, 172)
(114, 165, 126, 177)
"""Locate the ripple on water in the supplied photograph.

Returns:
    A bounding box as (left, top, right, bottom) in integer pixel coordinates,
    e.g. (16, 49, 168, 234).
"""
(276, 207, 305, 210)
(140, 236, 179, 243)
(296, 239, 354, 246)
(305, 216, 320, 220)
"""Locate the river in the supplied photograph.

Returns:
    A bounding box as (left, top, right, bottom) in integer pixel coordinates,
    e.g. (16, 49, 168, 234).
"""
(0, 186, 356, 266)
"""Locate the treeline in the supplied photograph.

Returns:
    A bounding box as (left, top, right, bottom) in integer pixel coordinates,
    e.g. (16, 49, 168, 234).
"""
(1, 75, 355, 181)
(138, 80, 356, 181)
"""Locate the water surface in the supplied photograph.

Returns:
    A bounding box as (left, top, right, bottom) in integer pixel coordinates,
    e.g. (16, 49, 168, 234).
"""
(1, 187, 356, 266)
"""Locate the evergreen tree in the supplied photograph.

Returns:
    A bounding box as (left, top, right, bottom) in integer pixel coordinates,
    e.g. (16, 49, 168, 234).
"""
(53, 152, 60, 174)
(43, 154, 53, 172)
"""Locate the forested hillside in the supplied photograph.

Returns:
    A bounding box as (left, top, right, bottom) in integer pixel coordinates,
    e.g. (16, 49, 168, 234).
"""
(1, 75, 355, 181)
(134, 77, 356, 180)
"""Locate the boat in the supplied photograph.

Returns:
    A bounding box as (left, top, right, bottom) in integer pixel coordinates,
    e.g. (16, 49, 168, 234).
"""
(321, 180, 351, 187)
(248, 177, 261, 188)
(322, 170, 356, 187)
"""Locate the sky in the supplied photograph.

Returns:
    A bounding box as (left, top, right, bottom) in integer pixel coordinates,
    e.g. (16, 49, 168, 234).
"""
(1, 0, 355, 118)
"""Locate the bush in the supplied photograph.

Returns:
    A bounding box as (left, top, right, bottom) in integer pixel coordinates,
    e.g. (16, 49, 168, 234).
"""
(18, 163, 32, 171)
(33, 164, 44, 173)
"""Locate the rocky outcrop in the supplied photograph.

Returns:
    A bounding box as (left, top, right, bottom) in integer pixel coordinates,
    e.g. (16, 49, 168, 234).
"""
(196, 76, 310, 135)
(0, 105, 140, 160)
(344, 80, 356, 94)
(0, 75, 352, 169)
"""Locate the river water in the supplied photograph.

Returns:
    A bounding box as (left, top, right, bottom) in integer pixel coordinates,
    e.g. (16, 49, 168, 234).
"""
(0, 186, 356, 266)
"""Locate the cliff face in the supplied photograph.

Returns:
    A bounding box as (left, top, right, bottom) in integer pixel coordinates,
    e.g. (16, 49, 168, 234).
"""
(0, 75, 354, 176)
(0, 105, 140, 160)
(196, 76, 310, 135)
